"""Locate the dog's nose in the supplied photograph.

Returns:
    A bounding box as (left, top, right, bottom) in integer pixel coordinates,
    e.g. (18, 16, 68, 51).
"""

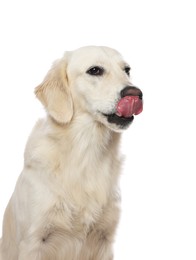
(121, 86, 143, 99)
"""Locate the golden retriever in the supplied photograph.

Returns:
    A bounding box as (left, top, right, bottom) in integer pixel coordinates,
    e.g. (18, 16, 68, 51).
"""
(0, 46, 143, 260)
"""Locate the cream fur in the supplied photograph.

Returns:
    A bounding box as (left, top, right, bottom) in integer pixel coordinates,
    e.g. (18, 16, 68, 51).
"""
(0, 46, 138, 260)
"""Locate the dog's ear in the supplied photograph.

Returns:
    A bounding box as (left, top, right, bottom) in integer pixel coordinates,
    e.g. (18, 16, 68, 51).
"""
(35, 53, 73, 124)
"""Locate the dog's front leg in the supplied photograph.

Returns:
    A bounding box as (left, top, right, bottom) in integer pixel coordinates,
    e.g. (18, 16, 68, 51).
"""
(79, 230, 114, 260)
(79, 203, 120, 260)
(18, 228, 83, 260)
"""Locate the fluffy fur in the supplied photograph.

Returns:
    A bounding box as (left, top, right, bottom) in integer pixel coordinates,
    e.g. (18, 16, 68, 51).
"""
(0, 46, 140, 260)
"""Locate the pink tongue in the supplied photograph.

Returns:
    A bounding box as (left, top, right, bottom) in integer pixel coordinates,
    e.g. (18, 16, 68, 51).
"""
(116, 96, 143, 118)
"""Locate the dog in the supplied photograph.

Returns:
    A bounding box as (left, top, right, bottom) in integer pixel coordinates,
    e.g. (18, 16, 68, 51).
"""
(0, 46, 143, 260)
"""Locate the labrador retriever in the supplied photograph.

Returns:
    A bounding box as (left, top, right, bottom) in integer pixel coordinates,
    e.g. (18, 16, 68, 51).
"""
(0, 46, 143, 260)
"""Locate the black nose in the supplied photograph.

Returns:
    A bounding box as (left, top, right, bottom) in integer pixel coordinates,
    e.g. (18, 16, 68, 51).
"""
(121, 86, 143, 99)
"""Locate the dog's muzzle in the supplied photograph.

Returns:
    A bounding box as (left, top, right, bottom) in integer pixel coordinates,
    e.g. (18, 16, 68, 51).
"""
(104, 86, 143, 129)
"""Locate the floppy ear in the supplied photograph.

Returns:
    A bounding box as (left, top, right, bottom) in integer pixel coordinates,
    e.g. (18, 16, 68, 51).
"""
(35, 54, 73, 124)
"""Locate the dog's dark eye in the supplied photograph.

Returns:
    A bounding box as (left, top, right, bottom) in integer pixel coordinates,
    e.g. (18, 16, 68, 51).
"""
(86, 66, 104, 76)
(124, 66, 131, 76)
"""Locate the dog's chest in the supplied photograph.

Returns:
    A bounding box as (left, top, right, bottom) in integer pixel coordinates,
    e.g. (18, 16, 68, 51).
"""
(41, 121, 120, 230)
(51, 184, 109, 232)
(53, 156, 115, 229)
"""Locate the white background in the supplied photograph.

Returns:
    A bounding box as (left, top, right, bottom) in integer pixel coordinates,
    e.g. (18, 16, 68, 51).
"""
(0, 0, 196, 259)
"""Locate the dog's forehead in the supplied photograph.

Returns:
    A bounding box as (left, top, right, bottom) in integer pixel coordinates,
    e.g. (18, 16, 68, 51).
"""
(68, 46, 125, 71)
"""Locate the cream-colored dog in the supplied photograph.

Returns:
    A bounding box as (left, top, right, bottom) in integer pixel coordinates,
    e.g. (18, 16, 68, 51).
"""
(0, 46, 143, 260)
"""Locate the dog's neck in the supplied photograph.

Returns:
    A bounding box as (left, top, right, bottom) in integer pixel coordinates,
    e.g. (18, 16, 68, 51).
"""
(46, 113, 121, 168)
(50, 112, 120, 146)
(23, 114, 122, 209)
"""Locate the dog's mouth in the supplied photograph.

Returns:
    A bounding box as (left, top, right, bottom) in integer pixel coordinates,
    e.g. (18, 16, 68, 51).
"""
(104, 113, 134, 128)
(103, 95, 143, 128)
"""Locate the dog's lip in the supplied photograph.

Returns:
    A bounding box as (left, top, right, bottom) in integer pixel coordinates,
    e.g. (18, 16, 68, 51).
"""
(103, 112, 133, 120)
(102, 112, 134, 127)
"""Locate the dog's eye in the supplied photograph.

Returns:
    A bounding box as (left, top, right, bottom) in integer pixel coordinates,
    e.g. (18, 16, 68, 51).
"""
(86, 66, 104, 76)
(124, 66, 131, 76)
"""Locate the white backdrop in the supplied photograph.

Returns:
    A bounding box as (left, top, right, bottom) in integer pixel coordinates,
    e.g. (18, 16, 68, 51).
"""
(0, 0, 196, 259)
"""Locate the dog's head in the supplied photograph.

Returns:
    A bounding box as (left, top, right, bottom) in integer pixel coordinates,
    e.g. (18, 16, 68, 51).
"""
(35, 46, 143, 132)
